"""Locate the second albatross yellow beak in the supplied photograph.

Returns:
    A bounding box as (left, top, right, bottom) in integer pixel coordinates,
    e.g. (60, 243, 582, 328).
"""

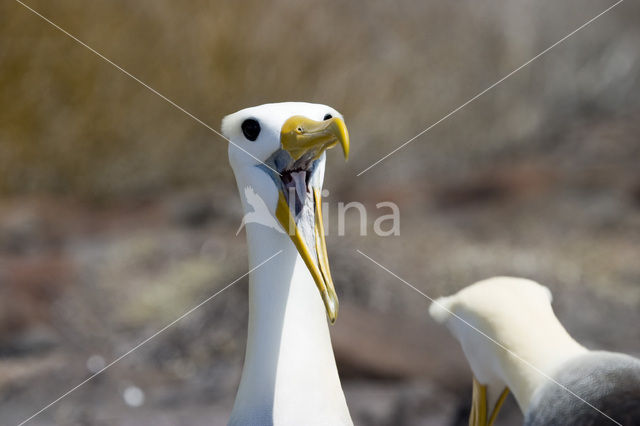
(274, 115, 349, 324)
(469, 377, 510, 426)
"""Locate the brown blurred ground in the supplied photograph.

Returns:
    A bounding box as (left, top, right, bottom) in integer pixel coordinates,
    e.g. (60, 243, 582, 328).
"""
(1, 0, 640, 425)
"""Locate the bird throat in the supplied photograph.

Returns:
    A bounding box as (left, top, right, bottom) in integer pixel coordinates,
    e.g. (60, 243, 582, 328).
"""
(282, 170, 308, 216)
(229, 223, 351, 425)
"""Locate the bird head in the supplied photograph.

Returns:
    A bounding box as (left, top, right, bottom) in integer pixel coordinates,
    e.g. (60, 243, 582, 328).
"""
(429, 277, 554, 426)
(222, 102, 349, 324)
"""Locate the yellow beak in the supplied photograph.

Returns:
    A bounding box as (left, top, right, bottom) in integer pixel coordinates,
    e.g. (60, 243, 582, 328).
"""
(274, 115, 349, 324)
(280, 115, 350, 162)
(469, 377, 510, 426)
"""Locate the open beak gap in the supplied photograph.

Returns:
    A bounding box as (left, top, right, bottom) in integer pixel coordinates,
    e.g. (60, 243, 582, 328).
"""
(272, 115, 348, 324)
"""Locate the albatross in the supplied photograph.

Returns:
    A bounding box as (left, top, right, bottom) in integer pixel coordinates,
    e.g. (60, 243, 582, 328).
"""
(222, 102, 352, 426)
(429, 277, 640, 426)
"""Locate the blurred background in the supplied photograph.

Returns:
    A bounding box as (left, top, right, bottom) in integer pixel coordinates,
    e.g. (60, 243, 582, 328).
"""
(1, 0, 640, 424)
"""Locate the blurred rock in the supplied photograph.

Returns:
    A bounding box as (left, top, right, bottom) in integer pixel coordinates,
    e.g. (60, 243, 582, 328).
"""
(167, 191, 216, 228)
(333, 303, 468, 387)
(631, 181, 640, 208)
(344, 380, 458, 426)
(0, 254, 73, 340)
(0, 326, 58, 358)
(0, 208, 51, 255)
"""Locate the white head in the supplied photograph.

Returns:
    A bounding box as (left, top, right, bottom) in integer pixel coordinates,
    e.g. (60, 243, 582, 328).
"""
(222, 102, 349, 323)
(429, 277, 555, 425)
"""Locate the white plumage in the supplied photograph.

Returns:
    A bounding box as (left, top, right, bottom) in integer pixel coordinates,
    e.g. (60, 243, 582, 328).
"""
(430, 277, 640, 425)
(223, 103, 352, 426)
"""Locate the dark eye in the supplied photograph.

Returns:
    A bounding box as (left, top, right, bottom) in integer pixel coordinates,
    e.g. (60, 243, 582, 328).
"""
(323, 113, 332, 120)
(241, 119, 261, 141)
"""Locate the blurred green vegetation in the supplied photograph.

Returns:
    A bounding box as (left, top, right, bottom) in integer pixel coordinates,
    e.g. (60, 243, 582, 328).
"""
(2, 0, 639, 200)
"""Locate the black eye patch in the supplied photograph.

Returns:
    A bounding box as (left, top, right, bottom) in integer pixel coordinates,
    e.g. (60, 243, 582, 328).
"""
(241, 118, 261, 141)
(323, 114, 333, 120)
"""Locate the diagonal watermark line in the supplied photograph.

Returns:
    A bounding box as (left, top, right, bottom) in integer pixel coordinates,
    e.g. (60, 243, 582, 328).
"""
(356, 0, 625, 176)
(356, 249, 623, 426)
(16, 250, 283, 426)
(14, 0, 280, 176)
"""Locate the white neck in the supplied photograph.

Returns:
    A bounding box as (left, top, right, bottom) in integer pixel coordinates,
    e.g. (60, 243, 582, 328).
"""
(229, 224, 351, 426)
(476, 308, 588, 412)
